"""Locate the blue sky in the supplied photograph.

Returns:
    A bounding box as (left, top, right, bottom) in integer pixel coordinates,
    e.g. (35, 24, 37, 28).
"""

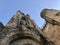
(0, 0, 60, 29)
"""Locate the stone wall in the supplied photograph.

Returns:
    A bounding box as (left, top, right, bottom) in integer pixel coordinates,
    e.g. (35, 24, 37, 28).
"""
(41, 9, 60, 45)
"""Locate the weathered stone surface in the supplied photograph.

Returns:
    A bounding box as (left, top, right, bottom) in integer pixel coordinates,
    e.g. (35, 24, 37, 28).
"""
(0, 10, 54, 45)
(0, 22, 4, 32)
(41, 9, 60, 45)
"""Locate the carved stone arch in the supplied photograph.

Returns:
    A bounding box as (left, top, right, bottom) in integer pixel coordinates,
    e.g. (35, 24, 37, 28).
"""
(4, 33, 40, 45)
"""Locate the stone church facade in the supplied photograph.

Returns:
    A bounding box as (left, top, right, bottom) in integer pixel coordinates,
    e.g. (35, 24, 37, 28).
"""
(0, 9, 60, 45)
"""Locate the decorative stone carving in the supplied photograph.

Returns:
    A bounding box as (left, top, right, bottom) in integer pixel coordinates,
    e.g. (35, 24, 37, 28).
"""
(0, 10, 54, 45)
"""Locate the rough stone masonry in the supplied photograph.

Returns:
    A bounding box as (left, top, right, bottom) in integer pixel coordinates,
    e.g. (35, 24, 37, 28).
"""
(41, 9, 60, 45)
(0, 9, 59, 45)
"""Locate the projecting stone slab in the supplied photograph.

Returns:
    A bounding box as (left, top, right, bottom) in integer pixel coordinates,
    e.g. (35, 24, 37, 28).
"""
(41, 9, 60, 25)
